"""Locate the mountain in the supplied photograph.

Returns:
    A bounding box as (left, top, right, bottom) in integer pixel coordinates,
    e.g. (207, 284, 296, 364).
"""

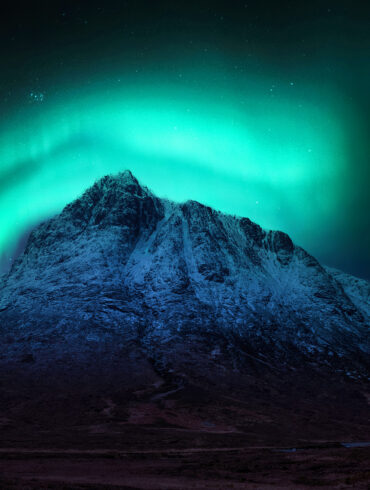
(0, 170, 369, 446)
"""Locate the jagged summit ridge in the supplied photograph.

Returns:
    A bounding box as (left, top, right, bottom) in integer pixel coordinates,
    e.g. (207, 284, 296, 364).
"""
(0, 170, 369, 380)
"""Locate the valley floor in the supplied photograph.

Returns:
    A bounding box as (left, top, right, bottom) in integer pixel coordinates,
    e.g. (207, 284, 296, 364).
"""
(1, 358, 369, 488)
(0, 440, 369, 489)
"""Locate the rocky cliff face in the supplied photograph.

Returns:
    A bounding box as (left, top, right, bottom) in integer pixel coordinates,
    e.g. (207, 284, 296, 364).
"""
(1, 170, 368, 372)
(0, 170, 369, 442)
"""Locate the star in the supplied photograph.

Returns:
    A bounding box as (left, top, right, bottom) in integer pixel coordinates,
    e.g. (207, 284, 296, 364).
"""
(29, 92, 45, 103)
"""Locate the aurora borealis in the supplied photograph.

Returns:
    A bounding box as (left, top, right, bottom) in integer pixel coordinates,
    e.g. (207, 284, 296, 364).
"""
(0, 1, 369, 278)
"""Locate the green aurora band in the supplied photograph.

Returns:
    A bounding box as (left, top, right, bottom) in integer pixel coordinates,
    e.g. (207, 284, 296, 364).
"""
(0, 71, 357, 272)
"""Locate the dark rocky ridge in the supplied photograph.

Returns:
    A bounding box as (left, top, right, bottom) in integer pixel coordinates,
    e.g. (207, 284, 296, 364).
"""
(0, 170, 369, 445)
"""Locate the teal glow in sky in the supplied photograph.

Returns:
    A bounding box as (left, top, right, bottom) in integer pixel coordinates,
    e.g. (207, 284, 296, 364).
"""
(0, 75, 349, 264)
(0, 1, 369, 278)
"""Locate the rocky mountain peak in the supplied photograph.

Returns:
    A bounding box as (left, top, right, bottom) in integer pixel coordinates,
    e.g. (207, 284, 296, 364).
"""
(0, 170, 369, 384)
(63, 170, 148, 224)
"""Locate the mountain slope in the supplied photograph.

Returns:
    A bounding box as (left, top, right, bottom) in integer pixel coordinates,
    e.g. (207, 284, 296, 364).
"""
(0, 170, 369, 445)
(326, 266, 370, 322)
(1, 170, 368, 366)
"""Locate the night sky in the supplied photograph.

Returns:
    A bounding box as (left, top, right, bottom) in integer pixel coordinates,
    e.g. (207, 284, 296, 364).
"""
(0, 1, 369, 278)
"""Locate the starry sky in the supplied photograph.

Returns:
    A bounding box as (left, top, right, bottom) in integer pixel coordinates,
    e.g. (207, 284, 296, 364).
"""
(0, 1, 369, 278)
